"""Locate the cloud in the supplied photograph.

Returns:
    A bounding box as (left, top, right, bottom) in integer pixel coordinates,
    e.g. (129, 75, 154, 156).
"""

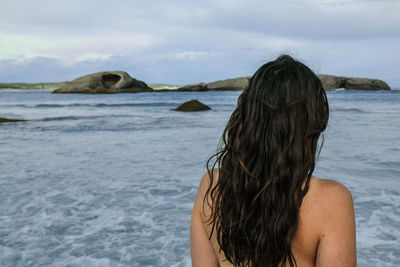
(0, 0, 399, 86)
(174, 51, 211, 60)
(202, 0, 400, 40)
(134, 51, 220, 63)
(0, 32, 162, 61)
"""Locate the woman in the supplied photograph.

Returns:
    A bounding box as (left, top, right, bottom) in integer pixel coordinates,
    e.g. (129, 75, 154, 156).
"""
(191, 55, 356, 267)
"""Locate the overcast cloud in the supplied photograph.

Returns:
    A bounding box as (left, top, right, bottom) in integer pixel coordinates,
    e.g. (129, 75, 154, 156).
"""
(0, 0, 399, 87)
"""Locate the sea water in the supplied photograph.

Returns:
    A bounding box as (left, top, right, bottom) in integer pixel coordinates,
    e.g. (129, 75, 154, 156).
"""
(0, 89, 399, 266)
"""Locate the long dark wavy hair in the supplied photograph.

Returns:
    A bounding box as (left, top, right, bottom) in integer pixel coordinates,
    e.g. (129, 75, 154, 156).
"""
(205, 55, 329, 267)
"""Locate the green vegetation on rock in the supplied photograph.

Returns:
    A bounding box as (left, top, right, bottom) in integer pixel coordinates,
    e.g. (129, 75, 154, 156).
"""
(0, 117, 26, 123)
(149, 84, 180, 90)
(0, 82, 66, 90)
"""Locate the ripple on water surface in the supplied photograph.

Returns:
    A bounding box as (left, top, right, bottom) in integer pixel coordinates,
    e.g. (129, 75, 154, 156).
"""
(0, 90, 399, 266)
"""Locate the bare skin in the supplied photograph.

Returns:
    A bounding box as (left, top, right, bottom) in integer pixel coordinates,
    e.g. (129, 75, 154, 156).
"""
(191, 170, 357, 267)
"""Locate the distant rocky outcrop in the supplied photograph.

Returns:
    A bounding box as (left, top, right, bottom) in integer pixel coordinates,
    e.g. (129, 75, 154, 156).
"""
(343, 77, 390, 90)
(53, 71, 153, 94)
(317, 75, 347, 90)
(173, 100, 211, 111)
(51, 71, 390, 94)
(317, 75, 390, 90)
(0, 117, 26, 123)
(207, 77, 249, 91)
(177, 82, 208, 92)
(177, 77, 249, 91)
(177, 75, 389, 91)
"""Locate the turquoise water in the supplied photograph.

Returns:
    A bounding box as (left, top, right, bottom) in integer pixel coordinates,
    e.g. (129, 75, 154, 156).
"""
(0, 89, 399, 266)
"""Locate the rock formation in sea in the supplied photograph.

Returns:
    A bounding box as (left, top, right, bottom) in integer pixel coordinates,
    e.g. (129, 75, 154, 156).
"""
(0, 117, 26, 123)
(53, 71, 153, 94)
(177, 82, 208, 92)
(177, 75, 390, 91)
(177, 77, 249, 91)
(343, 77, 390, 90)
(317, 75, 390, 90)
(207, 77, 249, 91)
(52, 71, 390, 94)
(173, 100, 211, 111)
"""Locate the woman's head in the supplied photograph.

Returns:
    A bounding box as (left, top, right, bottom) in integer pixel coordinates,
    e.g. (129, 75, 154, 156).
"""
(233, 54, 329, 181)
(206, 55, 329, 267)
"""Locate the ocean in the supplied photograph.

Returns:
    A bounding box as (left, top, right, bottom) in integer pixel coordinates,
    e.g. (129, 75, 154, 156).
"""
(0, 89, 399, 266)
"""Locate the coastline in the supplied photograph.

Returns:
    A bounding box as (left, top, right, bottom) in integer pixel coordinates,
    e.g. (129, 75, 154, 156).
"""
(1, 74, 393, 92)
(0, 82, 180, 91)
(0, 82, 67, 91)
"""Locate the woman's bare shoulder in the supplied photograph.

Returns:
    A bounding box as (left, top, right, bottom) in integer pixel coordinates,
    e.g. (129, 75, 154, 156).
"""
(199, 169, 220, 194)
(194, 169, 220, 214)
(309, 176, 353, 205)
(309, 178, 357, 266)
(306, 176, 355, 234)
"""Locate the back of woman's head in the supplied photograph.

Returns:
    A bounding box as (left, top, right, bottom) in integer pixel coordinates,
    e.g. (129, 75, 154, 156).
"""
(206, 55, 329, 267)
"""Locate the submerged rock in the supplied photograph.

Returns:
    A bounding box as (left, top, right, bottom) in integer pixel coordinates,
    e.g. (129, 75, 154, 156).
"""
(0, 117, 26, 123)
(173, 100, 211, 112)
(53, 71, 153, 94)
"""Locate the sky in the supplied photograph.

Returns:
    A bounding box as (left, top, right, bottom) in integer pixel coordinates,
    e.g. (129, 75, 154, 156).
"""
(0, 0, 399, 87)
